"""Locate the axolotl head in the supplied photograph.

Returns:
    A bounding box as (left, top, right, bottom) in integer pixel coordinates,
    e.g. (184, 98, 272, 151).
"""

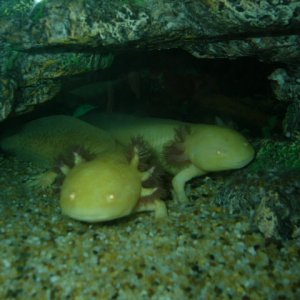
(59, 144, 166, 223)
(60, 156, 142, 222)
(185, 125, 255, 173)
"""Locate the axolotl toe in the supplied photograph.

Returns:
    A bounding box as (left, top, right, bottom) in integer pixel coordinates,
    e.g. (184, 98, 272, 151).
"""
(82, 113, 255, 202)
(0, 115, 167, 222)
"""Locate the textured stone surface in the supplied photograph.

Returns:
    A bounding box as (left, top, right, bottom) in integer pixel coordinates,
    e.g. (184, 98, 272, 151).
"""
(0, 0, 299, 121)
(269, 67, 300, 136)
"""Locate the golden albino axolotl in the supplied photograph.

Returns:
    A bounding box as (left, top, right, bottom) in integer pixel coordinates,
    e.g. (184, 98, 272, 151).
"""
(0, 115, 167, 222)
(82, 112, 255, 202)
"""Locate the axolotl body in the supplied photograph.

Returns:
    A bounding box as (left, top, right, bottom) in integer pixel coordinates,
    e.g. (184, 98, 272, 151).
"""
(0, 115, 167, 222)
(82, 113, 255, 202)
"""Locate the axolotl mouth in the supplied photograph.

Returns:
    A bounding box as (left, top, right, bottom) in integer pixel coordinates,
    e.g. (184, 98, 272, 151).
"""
(226, 142, 255, 170)
(232, 155, 255, 169)
(220, 146, 255, 170)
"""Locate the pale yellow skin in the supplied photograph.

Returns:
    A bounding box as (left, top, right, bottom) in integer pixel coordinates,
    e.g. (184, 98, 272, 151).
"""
(83, 113, 255, 202)
(61, 153, 141, 222)
(0, 115, 167, 222)
(0, 115, 115, 167)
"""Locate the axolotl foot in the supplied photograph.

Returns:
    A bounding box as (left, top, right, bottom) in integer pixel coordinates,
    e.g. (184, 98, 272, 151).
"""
(134, 199, 168, 219)
(26, 170, 58, 191)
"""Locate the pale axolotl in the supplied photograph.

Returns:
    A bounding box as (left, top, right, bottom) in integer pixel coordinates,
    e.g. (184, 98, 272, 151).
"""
(82, 112, 255, 202)
(0, 115, 167, 222)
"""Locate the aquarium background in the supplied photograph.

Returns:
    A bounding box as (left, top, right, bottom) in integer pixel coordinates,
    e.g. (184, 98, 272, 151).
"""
(0, 0, 300, 299)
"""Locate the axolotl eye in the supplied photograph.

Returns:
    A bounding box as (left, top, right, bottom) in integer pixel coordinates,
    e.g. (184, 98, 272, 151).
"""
(216, 149, 226, 157)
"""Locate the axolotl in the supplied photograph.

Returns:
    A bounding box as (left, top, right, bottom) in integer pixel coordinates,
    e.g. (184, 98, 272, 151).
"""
(82, 113, 255, 202)
(0, 115, 167, 222)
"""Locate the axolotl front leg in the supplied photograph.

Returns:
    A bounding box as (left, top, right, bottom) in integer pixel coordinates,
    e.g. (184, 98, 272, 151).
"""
(172, 164, 206, 202)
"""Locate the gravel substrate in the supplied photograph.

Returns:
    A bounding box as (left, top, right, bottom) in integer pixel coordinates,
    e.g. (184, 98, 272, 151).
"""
(0, 155, 300, 299)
